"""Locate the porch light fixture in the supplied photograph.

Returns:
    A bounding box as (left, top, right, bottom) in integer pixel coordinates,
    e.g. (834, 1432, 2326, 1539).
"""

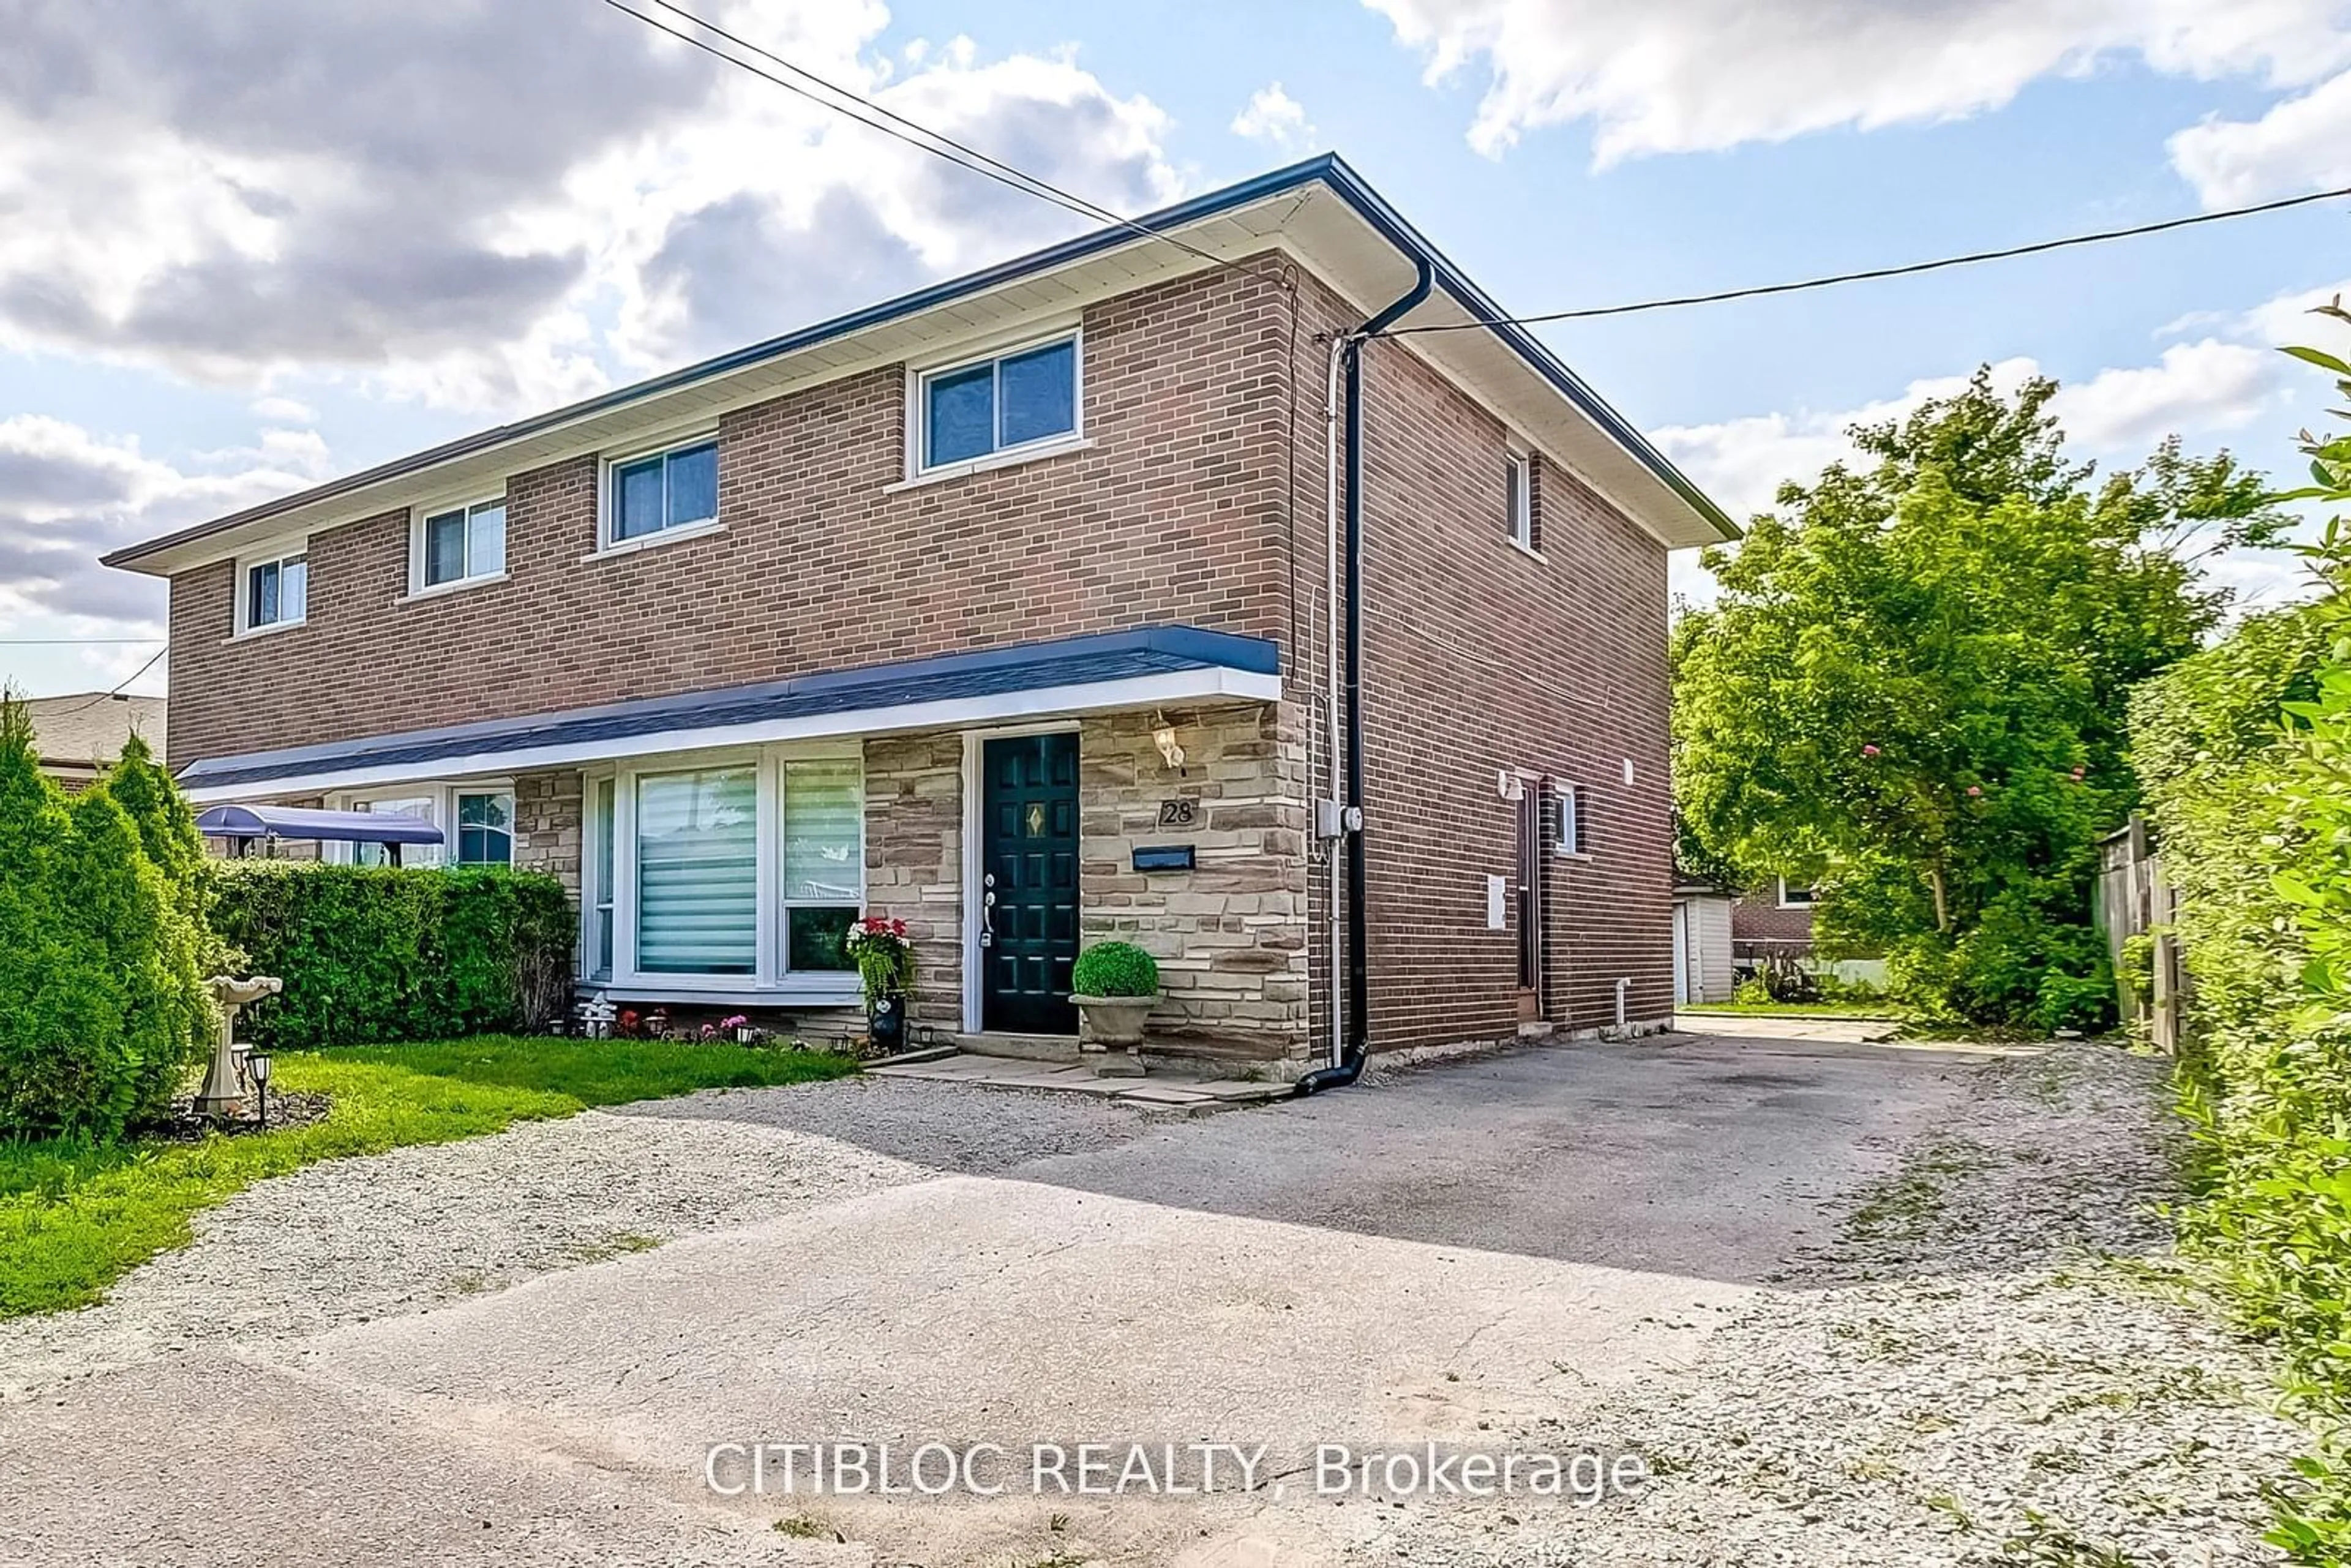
(1151, 713, 1187, 775)
(246, 1047, 274, 1128)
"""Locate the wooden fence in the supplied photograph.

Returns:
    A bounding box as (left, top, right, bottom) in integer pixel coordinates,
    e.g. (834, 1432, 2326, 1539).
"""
(2091, 817, 2182, 1051)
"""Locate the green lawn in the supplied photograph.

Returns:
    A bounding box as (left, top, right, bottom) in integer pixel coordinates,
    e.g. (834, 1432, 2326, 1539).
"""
(0, 1037, 858, 1321)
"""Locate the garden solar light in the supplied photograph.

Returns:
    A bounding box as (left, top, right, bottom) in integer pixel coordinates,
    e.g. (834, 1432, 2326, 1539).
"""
(246, 1048, 273, 1128)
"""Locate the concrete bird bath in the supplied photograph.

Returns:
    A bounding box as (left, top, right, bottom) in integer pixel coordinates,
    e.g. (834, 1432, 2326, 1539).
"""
(195, 975, 283, 1117)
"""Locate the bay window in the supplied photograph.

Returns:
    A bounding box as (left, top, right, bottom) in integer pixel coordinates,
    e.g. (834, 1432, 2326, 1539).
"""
(781, 758, 861, 973)
(585, 746, 864, 994)
(589, 776, 615, 981)
(636, 765, 757, 974)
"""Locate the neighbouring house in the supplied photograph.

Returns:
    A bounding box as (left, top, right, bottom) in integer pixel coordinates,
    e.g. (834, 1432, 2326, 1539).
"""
(102, 155, 1734, 1070)
(1671, 879, 1736, 1005)
(22, 692, 166, 793)
(1731, 877, 1817, 967)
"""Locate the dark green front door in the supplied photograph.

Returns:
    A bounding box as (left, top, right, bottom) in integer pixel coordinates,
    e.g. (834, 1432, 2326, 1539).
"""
(981, 732, 1080, 1035)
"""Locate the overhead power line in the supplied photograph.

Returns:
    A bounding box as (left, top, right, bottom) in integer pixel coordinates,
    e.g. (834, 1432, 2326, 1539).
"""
(0, 636, 167, 645)
(48, 643, 169, 716)
(1375, 183, 2351, 337)
(593, 0, 1255, 279)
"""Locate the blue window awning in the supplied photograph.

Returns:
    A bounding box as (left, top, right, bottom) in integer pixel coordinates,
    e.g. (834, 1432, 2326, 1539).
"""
(195, 805, 444, 846)
(176, 625, 1281, 803)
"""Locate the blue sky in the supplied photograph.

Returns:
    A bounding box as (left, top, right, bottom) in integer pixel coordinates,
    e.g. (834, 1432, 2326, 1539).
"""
(4, 0, 2347, 697)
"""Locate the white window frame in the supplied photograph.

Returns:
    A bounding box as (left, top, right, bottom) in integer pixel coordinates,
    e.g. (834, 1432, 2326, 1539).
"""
(234, 544, 310, 637)
(909, 327, 1085, 479)
(1505, 447, 1535, 553)
(596, 429, 721, 553)
(451, 787, 517, 866)
(411, 494, 508, 596)
(1552, 781, 1586, 858)
(584, 771, 618, 983)
(583, 741, 864, 998)
(1777, 878, 1818, 909)
(326, 781, 514, 868)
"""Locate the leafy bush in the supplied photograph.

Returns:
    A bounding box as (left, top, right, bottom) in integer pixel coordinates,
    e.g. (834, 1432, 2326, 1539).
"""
(1071, 940, 1158, 999)
(2134, 316, 2351, 1560)
(0, 699, 210, 1138)
(1673, 371, 2281, 1029)
(208, 862, 574, 1049)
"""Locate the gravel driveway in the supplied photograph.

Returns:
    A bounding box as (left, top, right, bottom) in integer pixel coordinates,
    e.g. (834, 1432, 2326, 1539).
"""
(0, 1029, 2306, 1567)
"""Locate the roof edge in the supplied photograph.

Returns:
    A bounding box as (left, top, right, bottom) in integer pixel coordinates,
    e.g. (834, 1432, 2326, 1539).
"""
(107, 151, 1734, 570)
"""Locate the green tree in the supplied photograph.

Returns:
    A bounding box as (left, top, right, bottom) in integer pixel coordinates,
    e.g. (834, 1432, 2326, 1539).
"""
(0, 692, 211, 1136)
(1673, 369, 2282, 1026)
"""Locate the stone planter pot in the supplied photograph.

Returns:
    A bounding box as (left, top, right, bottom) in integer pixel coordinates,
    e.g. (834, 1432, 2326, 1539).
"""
(1073, 991, 1158, 1078)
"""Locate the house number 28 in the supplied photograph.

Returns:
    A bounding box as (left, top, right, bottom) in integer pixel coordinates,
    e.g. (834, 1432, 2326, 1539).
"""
(1158, 799, 1198, 827)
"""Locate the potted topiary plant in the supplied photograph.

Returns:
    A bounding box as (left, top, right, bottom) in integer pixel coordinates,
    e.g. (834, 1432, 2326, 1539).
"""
(1070, 940, 1160, 1077)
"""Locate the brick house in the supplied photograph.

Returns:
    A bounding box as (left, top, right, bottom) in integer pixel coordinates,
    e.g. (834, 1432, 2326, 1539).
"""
(1732, 879, 1818, 966)
(103, 156, 1733, 1072)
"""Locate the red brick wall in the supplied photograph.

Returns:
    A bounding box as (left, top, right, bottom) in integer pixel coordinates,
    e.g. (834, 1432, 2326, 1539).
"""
(1282, 272, 1674, 1051)
(162, 255, 1681, 1054)
(167, 263, 1299, 771)
(1732, 891, 1815, 957)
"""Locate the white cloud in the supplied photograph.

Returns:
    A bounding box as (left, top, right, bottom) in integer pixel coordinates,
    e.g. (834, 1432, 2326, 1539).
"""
(1362, 0, 2351, 162)
(0, 415, 324, 634)
(2170, 66, 2351, 206)
(248, 394, 316, 425)
(0, 4, 1183, 411)
(1231, 83, 1317, 154)
(2045, 340, 2284, 451)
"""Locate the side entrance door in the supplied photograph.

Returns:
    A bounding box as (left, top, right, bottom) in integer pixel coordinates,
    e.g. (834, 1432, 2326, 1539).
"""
(980, 732, 1080, 1035)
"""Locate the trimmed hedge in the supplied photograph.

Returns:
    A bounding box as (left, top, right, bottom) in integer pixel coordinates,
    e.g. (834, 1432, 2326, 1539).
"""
(208, 863, 575, 1049)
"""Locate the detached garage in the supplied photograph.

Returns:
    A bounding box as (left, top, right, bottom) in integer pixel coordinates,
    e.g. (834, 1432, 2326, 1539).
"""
(1671, 882, 1735, 1005)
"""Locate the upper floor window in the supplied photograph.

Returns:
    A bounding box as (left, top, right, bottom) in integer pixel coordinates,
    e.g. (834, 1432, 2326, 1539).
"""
(1505, 450, 1534, 551)
(242, 550, 307, 632)
(421, 498, 506, 589)
(918, 333, 1079, 472)
(607, 437, 718, 546)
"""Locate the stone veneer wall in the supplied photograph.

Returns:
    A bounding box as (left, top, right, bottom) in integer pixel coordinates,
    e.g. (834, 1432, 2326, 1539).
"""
(1078, 702, 1309, 1060)
(863, 732, 967, 1037)
(511, 770, 583, 896)
(858, 705, 1310, 1060)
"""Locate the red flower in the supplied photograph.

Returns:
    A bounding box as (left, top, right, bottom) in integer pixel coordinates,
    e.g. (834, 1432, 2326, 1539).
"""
(1966, 785, 1982, 797)
(1861, 744, 1881, 757)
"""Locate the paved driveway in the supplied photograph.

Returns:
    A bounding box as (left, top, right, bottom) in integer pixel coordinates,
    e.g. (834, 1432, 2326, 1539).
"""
(3, 1026, 1983, 1568)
